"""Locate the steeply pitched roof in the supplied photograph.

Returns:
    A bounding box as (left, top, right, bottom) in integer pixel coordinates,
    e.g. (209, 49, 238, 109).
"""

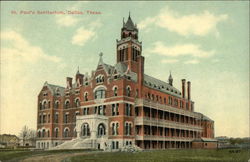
(194, 112, 214, 122)
(144, 74, 182, 97)
(123, 14, 137, 31)
(44, 82, 65, 96)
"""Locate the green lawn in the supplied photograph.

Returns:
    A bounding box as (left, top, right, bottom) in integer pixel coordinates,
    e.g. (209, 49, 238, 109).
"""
(0, 149, 249, 162)
(67, 149, 250, 162)
(0, 149, 92, 161)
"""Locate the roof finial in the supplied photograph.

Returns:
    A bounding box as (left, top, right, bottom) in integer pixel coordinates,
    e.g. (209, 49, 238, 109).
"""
(129, 11, 131, 18)
(98, 52, 104, 65)
(77, 66, 80, 74)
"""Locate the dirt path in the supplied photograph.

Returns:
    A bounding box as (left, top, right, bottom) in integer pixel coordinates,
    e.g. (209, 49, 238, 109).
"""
(21, 152, 88, 162)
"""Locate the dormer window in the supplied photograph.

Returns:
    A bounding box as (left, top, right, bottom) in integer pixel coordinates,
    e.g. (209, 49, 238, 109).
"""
(96, 75, 104, 83)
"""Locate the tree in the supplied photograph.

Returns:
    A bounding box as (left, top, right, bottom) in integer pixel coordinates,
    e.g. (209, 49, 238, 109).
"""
(19, 125, 36, 146)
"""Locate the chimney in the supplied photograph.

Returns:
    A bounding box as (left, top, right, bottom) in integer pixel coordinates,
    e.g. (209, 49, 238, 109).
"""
(187, 81, 191, 100)
(76, 73, 84, 86)
(67, 77, 73, 89)
(181, 79, 186, 99)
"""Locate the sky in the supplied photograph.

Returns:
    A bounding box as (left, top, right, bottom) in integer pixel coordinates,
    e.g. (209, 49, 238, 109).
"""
(0, 1, 249, 138)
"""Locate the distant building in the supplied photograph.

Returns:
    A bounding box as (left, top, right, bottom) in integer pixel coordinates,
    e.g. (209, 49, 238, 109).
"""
(0, 134, 20, 148)
(36, 14, 216, 150)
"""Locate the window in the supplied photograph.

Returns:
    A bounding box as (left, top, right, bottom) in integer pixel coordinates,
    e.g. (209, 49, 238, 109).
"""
(47, 130, 50, 137)
(112, 122, 119, 135)
(42, 129, 46, 137)
(43, 101, 47, 109)
(97, 123, 106, 137)
(125, 104, 132, 116)
(48, 101, 51, 108)
(125, 123, 132, 135)
(95, 89, 105, 99)
(38, 131, 41, 138)
(48, 114, 50, 123)
(64, 128, 69, 137)
(84, 92, 88, 101)
(55, 128, 59, 138)
(168, 96, 172, 105)
(126, 86, 131, 97)
(112, 104, 119, 116)
(174, 99, 178, 106)
(39, 115, 42, 123)
(43, 114, 46, 123)
(83, 108, 89, 115)
(96, 105, 105, 115)
(135, 89, 138, 98)
(55, 113, 59, 123)
(75, 98, 80, 107)
(39, 102, 42, 110)
(81, 123, 90, 136)
(113, 87, 118, 96)
(54, 101, 59, 109)
(64, 114, 69, 123)
(65, 100, 70, 109)
(96, 75, 104, 83)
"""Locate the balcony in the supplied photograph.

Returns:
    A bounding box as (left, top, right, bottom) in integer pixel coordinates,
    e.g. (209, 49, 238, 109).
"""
(135, 135, 194, 142)
(135, 117, 203, 132)
(135, 99, 201, 118)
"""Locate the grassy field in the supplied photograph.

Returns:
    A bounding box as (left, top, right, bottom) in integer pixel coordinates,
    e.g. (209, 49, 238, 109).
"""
(67, 149, 250, 162)
(0, 149, 92, 161)
(0, 149, 249, 162)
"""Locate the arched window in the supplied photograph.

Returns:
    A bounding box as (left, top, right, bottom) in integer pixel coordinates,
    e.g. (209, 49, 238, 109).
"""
(65, 100, 70, 109)
(112, 122, 119, 135)
(81, 123, 90, 136)
(97, 123, 106, 137)
(75, 98, 80, 107)
(38, 131, 41, 138)
(113, 87, 118, 96)
(47, 130, 50, 137)
(54, 101, 59, 109)
(42, 129, 46, 137)
(84, 92, 88, 101)
(126, 86, 131, 97)
(54, 128, 59, 138)
(95, 88, 106, 99)
(43, 101, 47, 109)
(64, 128, 70, 137)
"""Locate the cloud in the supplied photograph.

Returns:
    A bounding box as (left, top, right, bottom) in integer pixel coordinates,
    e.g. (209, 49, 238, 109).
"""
(71, 27, 96, 46)
(161, 59, 179, 64)
(184, 59, 199, 64)
(138, 6, 228, 36)
(1, 30, 61, 63)
(55, 15, 79, 27)
(148, 41, 215, 58)
(71, 20, 102, 46)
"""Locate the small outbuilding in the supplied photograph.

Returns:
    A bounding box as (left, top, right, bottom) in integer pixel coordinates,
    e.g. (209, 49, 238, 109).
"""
(192, 138, 218, 149)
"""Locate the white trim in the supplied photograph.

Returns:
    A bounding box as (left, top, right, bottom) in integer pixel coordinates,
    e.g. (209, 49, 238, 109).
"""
(93, 85, 107, 92)
(64, 127, 70, 131)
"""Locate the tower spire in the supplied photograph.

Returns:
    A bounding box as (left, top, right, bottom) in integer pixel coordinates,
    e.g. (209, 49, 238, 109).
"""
(98, 52, 104, 65)
(168, 71, 173, 86)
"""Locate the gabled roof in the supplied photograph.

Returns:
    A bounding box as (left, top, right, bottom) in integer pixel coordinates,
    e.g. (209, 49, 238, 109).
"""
(144, 74, 182, 97)
(43, 82, 65, 96)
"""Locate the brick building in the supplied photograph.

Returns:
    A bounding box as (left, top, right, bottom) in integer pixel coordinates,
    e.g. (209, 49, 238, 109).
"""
(36, 14, 216, 150)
